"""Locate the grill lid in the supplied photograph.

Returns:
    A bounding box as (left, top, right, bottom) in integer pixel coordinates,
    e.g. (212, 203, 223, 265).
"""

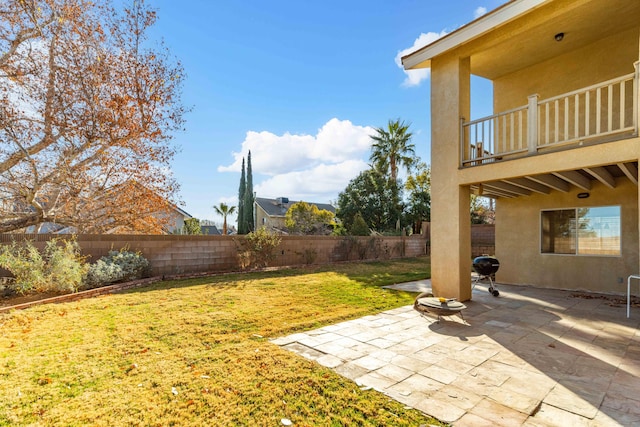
(473, 256, 500, 276)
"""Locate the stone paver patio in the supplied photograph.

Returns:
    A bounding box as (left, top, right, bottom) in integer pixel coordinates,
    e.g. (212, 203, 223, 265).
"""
(271, 280, 640, 426)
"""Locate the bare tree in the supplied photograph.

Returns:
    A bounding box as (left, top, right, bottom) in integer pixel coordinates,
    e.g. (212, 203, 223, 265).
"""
(0, 0, 186, 233)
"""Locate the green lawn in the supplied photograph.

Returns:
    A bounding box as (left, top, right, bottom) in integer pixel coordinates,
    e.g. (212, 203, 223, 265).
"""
(0, 256, 445, 426)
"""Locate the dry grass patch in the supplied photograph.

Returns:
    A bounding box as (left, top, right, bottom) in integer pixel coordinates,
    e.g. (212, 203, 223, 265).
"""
(0, 257, 445, 426)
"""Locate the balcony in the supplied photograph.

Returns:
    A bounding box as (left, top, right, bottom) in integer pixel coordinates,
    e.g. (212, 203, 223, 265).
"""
(461, 65, 639, 168)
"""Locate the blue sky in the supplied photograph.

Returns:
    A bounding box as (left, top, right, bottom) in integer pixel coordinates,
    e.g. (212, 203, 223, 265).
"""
(148, 0, 505, 224)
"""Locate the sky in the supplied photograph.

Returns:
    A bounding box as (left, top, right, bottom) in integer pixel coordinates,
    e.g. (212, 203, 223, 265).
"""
(147, 0, 506, 224)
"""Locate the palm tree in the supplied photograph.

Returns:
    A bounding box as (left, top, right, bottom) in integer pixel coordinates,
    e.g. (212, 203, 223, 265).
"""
(369, 119, 416, 183)
(213, 203, 237, 235)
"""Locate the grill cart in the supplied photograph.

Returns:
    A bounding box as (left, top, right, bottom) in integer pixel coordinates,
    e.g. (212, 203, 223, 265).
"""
(473, 255, 500, 297)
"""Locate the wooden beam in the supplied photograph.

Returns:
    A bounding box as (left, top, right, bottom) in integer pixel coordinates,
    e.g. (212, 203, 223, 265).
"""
(484, 181, 532, 196)
(483, 188, 517, 198)
(553, 171, 591, 191)
(617, 162, 638, 185)
(584, 167, 616, 189)
(502, 177, 551, 194)
(525, 174, 570, 192)
(472, 185, 515, 198)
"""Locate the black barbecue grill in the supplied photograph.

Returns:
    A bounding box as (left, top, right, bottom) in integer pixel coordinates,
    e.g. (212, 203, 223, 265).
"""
(473, 255, 500, 297)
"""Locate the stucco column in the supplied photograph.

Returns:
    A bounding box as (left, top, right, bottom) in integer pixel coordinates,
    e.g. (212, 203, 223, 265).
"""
(430, 55, 472, 301)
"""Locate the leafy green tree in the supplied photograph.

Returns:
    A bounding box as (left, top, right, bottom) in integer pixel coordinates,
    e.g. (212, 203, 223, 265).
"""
(237, 158, 246, 234)
(405, 162, 431, 234)
(369, 119, 416, 183)
(470, 195, 494, 224)
(285, 201, 335, 235)
(214, 203, 237, 235)
(181, 218, 202, 235)
(243, 151, 255, 232)
(350, 213, 370, 236)
(337, 169, 402, 233)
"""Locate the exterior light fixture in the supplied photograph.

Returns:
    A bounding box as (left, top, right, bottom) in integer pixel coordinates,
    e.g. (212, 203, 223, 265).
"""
(555, 32, 564, 42)
(577, 192, 590, 199)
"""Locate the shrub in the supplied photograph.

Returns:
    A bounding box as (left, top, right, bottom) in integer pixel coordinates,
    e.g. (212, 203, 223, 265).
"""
(349, 213, 370, 236)
(83, 249, 150, 289)
(0, 238, 87, 294)
(235, 227, 282, 269)
(43, 238, 89, 293)
(297, 247, 317, 265)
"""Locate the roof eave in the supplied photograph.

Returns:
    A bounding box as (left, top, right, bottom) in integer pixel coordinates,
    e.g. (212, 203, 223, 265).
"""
(401, 0, 549, 70)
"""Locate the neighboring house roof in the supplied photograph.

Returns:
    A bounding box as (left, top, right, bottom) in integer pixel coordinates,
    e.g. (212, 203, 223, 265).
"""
(201, 225, 221, 235)
(173, 205, 192, 219)
(255, 197, 336, 218)
(23, 188, 191, 234)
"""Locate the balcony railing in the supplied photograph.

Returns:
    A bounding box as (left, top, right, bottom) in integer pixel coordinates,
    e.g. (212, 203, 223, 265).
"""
(461, 64, 639, 167)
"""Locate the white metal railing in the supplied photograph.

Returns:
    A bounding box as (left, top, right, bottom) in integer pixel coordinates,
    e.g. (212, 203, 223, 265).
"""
(461, 66, 639, 167)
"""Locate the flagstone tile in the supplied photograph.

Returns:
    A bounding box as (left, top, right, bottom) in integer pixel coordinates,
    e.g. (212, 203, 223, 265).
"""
(354, 371, 398, 392)
(374, 364, 414, 382)
(543, 383, 604, 419)
(388, 373, 445, 395)
(431, 384, 483, 411)
(418, 364, 459, 384)
(315, 354, 342, 369)
(468, 398, 529, 427)
(413, 396, 466, 423)
(529, 403, 591, 427)
(351, 355, 388, 371)
(333, 361, 369, 381)
(389, 354, 433, 372)
(488, 387, 541, 415)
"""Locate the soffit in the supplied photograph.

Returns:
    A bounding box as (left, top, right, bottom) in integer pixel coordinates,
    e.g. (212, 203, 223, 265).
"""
(470, 0, 640, 79)
(403, 0, 640, 80)
(470, 162, 638, 199)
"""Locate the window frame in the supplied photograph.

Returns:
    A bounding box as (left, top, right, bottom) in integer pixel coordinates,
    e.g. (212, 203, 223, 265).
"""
(540, 205, 622, 257)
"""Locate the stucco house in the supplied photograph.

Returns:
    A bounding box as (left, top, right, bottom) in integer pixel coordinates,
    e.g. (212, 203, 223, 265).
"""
(403, 0, 639, 300)
(255, 197, 336, 233)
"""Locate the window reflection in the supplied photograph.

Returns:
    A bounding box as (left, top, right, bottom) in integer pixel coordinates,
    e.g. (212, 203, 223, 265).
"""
(541, 206, 620, 256)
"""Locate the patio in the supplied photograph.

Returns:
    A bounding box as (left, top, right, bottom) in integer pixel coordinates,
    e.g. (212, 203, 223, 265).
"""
(272, 281, 640, 426)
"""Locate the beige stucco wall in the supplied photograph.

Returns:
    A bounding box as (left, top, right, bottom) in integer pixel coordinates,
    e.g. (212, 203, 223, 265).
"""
(496, 178, 638, 295)
(493, 27, 639, 112)
(429, 53, 472, 301)
(255, 205, 286, 231)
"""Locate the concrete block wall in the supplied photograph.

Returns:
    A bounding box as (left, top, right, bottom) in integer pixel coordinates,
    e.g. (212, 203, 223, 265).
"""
(0, 226, 495, 277)
(470, 224, 495, 245)
(0, 234, 429, 277)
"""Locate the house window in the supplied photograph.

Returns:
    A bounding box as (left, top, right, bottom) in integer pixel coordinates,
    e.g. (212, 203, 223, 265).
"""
(541, 206, 621, 256)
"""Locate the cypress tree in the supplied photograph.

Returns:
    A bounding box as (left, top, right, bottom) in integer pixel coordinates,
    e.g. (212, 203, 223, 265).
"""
(237, 157, 246, 234)
(244, 150, 255, 232)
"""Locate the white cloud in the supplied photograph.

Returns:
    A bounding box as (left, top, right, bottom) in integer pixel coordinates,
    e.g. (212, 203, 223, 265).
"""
(218, 119, 375, 203)
(474, 6, 488, 19)
(255, 160, 368, 202)
(395, 31, 448, 87)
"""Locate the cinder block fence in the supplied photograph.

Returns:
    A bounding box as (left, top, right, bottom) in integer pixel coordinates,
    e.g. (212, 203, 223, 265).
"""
(0, 234, 429, 277)
(0, 224, 494, 277)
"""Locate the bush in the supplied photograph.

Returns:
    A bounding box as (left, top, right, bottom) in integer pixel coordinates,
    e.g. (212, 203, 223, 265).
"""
(83, 249, 149, 289)
(44, 238, 88, 292)
(0, 238, 87, 294)
(349, 213, 370, 236)
(235, 227, 282, 269)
